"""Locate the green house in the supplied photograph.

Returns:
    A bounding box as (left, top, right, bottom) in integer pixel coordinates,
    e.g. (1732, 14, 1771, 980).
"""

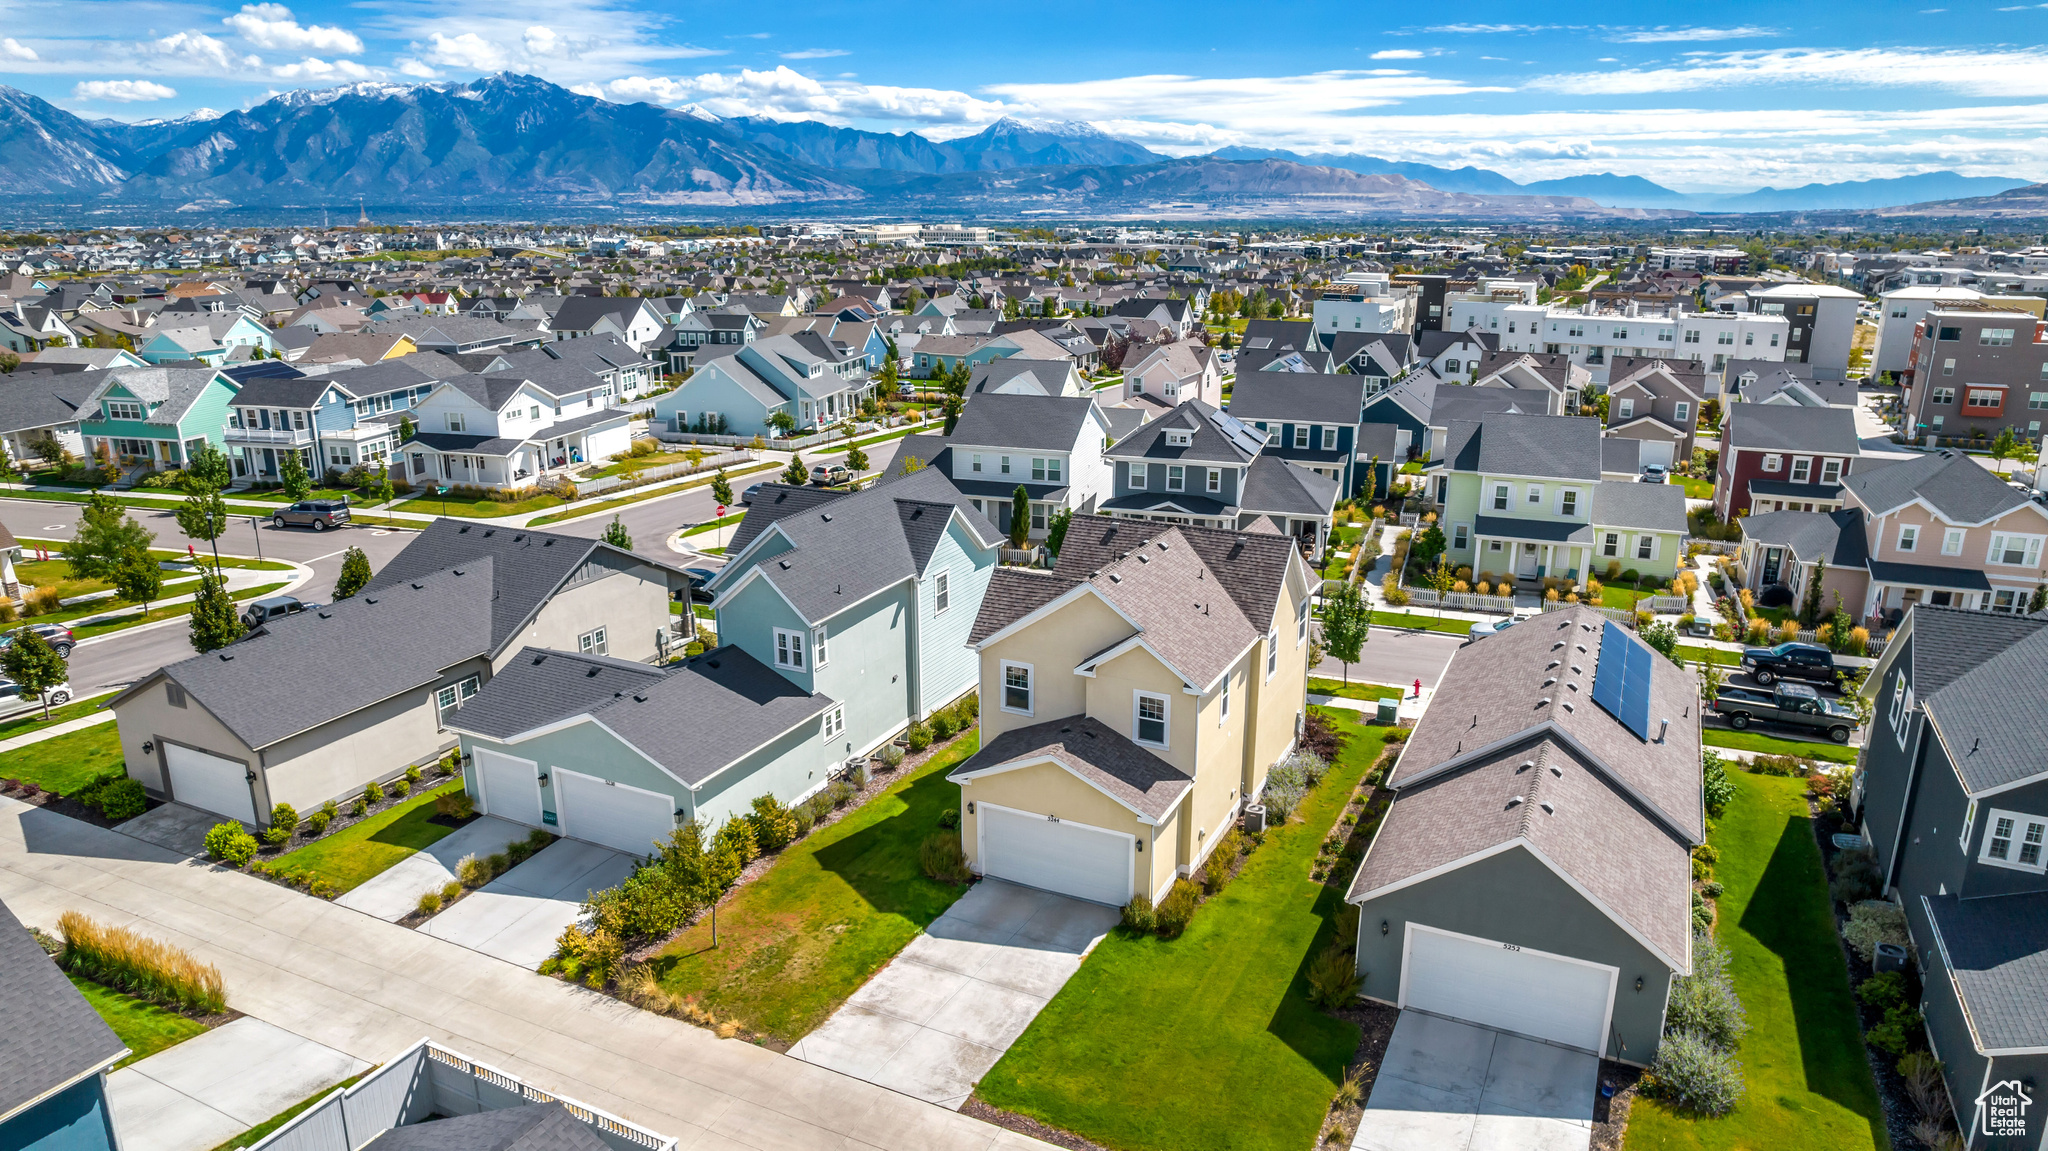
(77, 366, 239, 471)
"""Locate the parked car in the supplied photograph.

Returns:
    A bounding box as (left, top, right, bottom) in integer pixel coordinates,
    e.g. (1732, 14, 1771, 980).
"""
(1638, 465, 1668, 484)
(242, 594, 315, 628)
(1468, 613, 1534, 640)
(1711, 681, 1858, 743)
(0, 623, 75, 657)
(1740, 640, 1839, 685)
(683, 567, 718, 603)
(271, 499, 351, 531)
(740, 483, 766, 505)
(0, 678, 69, 717)
(810, 463, 852, 486)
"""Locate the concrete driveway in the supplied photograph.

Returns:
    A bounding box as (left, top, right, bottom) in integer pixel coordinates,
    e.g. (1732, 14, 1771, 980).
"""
(1352, 1012, 1598, 1151)
(792, 879, 1120, 1110)
(421, 837, 636, 968)
(107, 1017, 366, 1151)
(335, 816, 535, 922)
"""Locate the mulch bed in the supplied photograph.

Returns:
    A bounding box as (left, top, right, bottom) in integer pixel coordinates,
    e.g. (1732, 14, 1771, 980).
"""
(1317, 1000, 1400, 1145)
(0, 777, 160, 829)
(960, 1100, 1113, 1151)
(1590, 1062, 1643, 1151)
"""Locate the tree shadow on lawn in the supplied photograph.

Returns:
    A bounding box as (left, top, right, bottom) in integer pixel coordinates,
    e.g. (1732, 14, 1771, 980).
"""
(1736, 811, 1890, 1146)
(1258, 877, 1363, 1074)
(809, 764, 966, 928)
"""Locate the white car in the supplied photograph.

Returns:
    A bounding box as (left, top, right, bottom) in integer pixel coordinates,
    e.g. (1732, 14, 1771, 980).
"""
(1468, 614, 1533, 640)
(0, 678, 70, 718)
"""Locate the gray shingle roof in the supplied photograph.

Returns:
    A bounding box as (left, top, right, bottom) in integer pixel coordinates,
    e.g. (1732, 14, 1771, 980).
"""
(1924, 891, 2048, 1052)
(80, 365, 224, 427)
(1921, 619, 2048, 794)
(1738, 508, 1869, 567)
(0, 373, 94, 435)
(1906, 605, 2048, 701)
(451, 648, 666, 740)
(1844, 450, 2038, 524)
(1224, 371, 1367, 425)
(1721, 403, 1861, 455)
(969, 569, 1083, 644)
(0, 899, 127, 1123)
(1240, 455, 1339, 518)
(952, 716, 1192, 820)
(1104, 399, 1265, 466)
(950, 393, 1100, 453)
(1866, 560, 1991, 591)
(1591, 479, 1688, 532)
(727, 484, 849, 553)
(1445, 414, 1601, 481)
(364, 1101, 611, 1151)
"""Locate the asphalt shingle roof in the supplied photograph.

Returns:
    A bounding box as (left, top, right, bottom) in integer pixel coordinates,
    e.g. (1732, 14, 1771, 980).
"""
(1239, 455, 1339, 518)
(1224, 371, 1368, 425)
(1590, 479, 1688, 532)
(953, 716, 1192, 820)
(1445, 414, 1601, 481)
(0, 899, 127, 1123)
(950, 393, 1099, 453)
(1906, 604, 2048, 700)
(1105, 399, 1265, 466)
(1844, 450, 2039, 524)
(1739, 508, 1869, 567)
(1921, 617, 2048, 794)
(364, 1102, 611, 1151)
(1721, 403, 1861, 455)
(1924, 891, 2048, 1052)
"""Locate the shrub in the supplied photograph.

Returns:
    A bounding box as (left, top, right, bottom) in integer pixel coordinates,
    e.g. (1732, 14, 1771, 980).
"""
(85, 778, 147, 820)
(713, 817, 758, 864)
(204, 821, 257, 866)
(1702, 752, 1735, 819)
(1843, 900, 1910, 963)
(1281, 750, 1330, 787)
(350, 798, 367, 817)
(1665, 933, 1748, 1050)
(434, 790, 476, 820)
(1867, 1003, 1925, 1056)
(905, 720, 932, 752)
(416, 890, 443, 916)
(1121, 894, 1156, 932)
(1202, 830, 1242, 894)
(929, 710, 958, 740)
(937, 807, 960, 830)
(262, 823, 292, 846)
(457, 853, 487, 887)
(878, 742, 905, 769)
(270, 802, 299, 836)
(1845, 626, 1870, 656)
(404, 764, 422, 784)
(1745, 618, 1771, 645)
(304, 809, 331, 836)
(392, 779, 412, 798)
(1829, 845, 1882, 904)
(1650, 1029, 1745, 1116)
(363, 780, 384, 805)
(1306, 943, 1364, 1009)
(1380, 572, 1409, 606)
(747, 794, 799, 852)
(1263, 759, 1310, 822)
(918, 832, 973, 884)
(1857, 971, 1907, 1012)
(1779, 619, 1802, 645)
(441, 879, 462, 902)
(1156, 879, 1200, 937)
(58, 911, 226, 1015)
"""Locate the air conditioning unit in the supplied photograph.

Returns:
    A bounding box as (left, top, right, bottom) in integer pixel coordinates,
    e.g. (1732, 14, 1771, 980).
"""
(1243, 804, 1267, 834)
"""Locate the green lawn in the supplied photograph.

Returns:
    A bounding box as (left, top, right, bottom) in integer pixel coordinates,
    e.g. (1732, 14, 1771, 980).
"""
(1670, 475, 1715, 499)
(651, 732, 982, 1044)
(267, 781, 464, 893)
(1702, 728, 1859, 764)
(0, 723, 125, 795)
(1678, 644, 1740, 667)
(0, 692, 114, 742)
(1371, 609, 1477, 635)
(1309, 678, 1405, 702)
(18, 541, 295, 573)
(1624, 772, 1886, 1151)
(523, 462, 777, 527)
(208, 1074, 367, 1151)
(63, 581, 292, 640)
(392, 491, 566, 518)
(231, 487, 358, 504)
(977, 708, 1372, 1151)
(70, 975, 208, 1068)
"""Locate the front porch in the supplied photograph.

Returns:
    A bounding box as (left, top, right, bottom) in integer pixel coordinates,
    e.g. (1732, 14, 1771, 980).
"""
(1471, 515, 1595, 582)
(1862, 560, 2024, 628)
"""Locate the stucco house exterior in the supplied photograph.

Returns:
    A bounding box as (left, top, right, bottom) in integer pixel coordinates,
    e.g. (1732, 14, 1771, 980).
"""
(400, 371, 632, 490)
(1348, 606, 1703, 1066)
(1603, 357, 1706, 471)
(949, 516, 1312, 906)
(886, 392, 1114, 542)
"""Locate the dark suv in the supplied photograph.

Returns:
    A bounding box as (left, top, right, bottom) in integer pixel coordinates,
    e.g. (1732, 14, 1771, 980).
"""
(242, 594, 315, 628)
(0, 623, 75, 657)
(272, 499, 351, 531)
(1740, 641, 1839, 686)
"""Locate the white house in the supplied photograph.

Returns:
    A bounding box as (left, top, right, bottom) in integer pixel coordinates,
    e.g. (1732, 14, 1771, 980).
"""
(401, 371, 631, 489)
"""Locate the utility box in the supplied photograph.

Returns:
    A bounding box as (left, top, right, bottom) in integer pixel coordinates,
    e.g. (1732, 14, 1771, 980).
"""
(1874, 941, 1909, 975)
(1243, 804, 1267, 834)
(1376, 697, 1400, 725)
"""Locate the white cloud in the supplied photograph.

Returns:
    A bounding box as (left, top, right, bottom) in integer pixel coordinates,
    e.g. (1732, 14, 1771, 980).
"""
(0, 37, 35, 61)
(600, 65, 1017, 126)
(74, 79, 177, 102)
(523, 26, 560, 55)
(148, 31, 262, 73)
(271, 56, 373, 79)
(425, 31, 508, 71)
(1534, 47, 2048, 96)
(223, 4, 363, 54)
(394, 57, 436, 78)
(1607, 26, 1776, 43)
(1369, 49, 1425, 60)
(780, 48, 848, 59)
(1423, 23, 1559, 34)
(987, 70, 1508, 125)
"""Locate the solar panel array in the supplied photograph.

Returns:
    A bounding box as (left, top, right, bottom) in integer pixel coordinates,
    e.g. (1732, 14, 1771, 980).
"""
(1590, 620, 1657, 742)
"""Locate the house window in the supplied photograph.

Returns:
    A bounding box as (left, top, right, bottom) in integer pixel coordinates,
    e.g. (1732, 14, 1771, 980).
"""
(436, 675, 480, 726)
(1492, 484, 1509, 511)
(1981, 809, 2048, 871)
(1942, 529, 1964, 556)
(1321, 426, 1337, 450)
(934, 571, 951, 614)
(1000, 456, 1012, 475)
(1207, 468, 1221, 493)
(1931, 386, 1956, 405)
(1637, 534, 1657, 560)
(1898, 525, 1918, 552)
(1821, 459, 1841, 483)
(1220, 672, 1231, 721)
(1453, 523, 1469, 549)
(105, 400, 143, 420)
(812, 627, 829, 668)
(166, 684, 186, 708)
(1292, 425, 1308, 449)
(1031, 457, 1061, 482)
(1963, 799, 1978, 853)
(1674, 401, 1690, 425)
(1791, 458, 1810, 483)
(1559, 490, 1578, 516)
(1763, 454, 1782, 472)
(1265, 629, 1278, 679)
(1941, 359, 1955, 377)
(1988, 534, 2043, 567)
(1967, 389, 2003, 409)
(1128, 462, 1147, 488)
(822, 706, 845, 741)
(1002, 662, 1033, 714)
(530, 405, 540, 420)
(578, 627, 608, 656)
(446, 412, 465, 432)
(1603, 532, 1620, 557)
(972, 453, 983, 473)
(1135, 692, 1169, 747)
(2032, 392, 2048, 410)
(1168, 465, 1185, 491)
(1981, 328, 2016, 347)
(1526, 485, 1542, 505)
(1297, 597, 1309, 646)
(1031, 503, 1047, 531)
(1616, 398, 1634, 420)
(774, 627, 806, 670)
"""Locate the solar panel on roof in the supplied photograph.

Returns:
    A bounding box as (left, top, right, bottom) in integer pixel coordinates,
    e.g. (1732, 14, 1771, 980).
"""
(1591, 619, 1656, 742)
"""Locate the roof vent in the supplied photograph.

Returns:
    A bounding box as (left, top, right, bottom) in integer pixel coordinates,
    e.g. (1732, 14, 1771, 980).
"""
(1539, 801, 1555, 814)
(1542, 677, 1557, 687)
(706, 659, 720, 669)
(1061, 726, 1073, 734)
(412, 582, 423, 590)
(218, 652, 233, 661)
(586, 666, 601, 677)
(1537, 697, 1551, 707)
(544, 539, 554, 546)
(632, 693, 647, 703)
(1562, 701, 1574, 712)
(317, 611, 331, 619)
(1576, 645, 1587, 654)
(1109, 573, 1122, 583)
(364, 596, 378, 604)
(821, 513, 832, 522)
(779, 559, 790, 569)
(1550, 764, 1564, 777)
(1547, 660, 1561, 670)
(1570, 665, 1582, 675)
(483, 529, 494, 537)
(453, 567, 465, 576)
(1552, 642, 1565, 651)
(531, 653, 546, 665)
(1516, 760, 1535, 773)
(1658, 718, 1669, 743)
(458, 525, 471, 533)
(1157, 540, 1169, 550)
(1506, 795, 1525, 808)
(513, 534, 524, 542)
(1138, 554, 1149, 564)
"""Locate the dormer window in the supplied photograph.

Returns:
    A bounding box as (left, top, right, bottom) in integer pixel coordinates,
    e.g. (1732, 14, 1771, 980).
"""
(106, 400, 143, 421)
(1166, 429, 1192, 446)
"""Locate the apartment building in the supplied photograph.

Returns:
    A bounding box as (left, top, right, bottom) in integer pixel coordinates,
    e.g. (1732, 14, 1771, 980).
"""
(1900, 309, 2048, 440)
(1709, 283, 1862, 379)
(1439, 297, 1789, 386)
(1311, 272, 1418, 336)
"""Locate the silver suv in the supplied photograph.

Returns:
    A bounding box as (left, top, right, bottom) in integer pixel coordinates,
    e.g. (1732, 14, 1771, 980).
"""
(272, 499, 351, 531)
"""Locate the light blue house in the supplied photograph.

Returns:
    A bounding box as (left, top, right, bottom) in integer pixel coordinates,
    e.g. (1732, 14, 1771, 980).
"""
(77, 365, 240, 472)
(707, 466, 1003, 761)
(137, 315, 277, 365)
(651, 332, 874, 437)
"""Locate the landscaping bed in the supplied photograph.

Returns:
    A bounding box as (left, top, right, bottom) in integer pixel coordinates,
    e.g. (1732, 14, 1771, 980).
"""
(0, 726, 152, 827)
(249, 770, 468, 897)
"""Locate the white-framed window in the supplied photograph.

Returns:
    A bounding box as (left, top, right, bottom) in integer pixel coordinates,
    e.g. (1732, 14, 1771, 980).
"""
(1616, 398, 1634, 420)
(1821, 458, 1842, 484)
(1967, 388, 2003, 410)
(1674, 401, 1691, 425)
(1988, 533, 2043, 567)
(1031, 457, 1062, 482)
(1559, 489, 1579, 517)
(105, 400, 143, 421)
(446, 412, 464, 432)
(530, 405, 541, 420)
(971, 453, 984, 473)
(1962, 799, 1978, 854)
(999, 455, 1012, 475)
(1220, 670, 1231, 722)
(1453, 522, 1469, 549)
(1134, 691, 1169, 747)
(1637, 534, 1657, 560)
(1127, 462, 1146, 488)
(578, 627, 608, 656)
(1526, 484, 1542, 505)
(1492, 484, 1510, 510)
(1940, 528, 1965, 556)
(1001, 661, 1033, 714)
(1982, 327, 2016, 347)
(1297, 597, 1309, 646)
(1791, 457, 1810, 483)
(934, 570, 951, 614)
(812, 627, 829, 668)
(1292, 425, 1309, 449)
(1932, 386, 1956, 405)
(1763, 454, 1782, 472)
(1207, 468, 1221, 493)
(1168, 465, 1185, 491)
(1265, 628, 1278, 680)
(1898, 525, 1918, 552)
(774, 627, 806, 670)
(1981, 808, 2048, 871)
(436, 675, 480, 726)
(822, 706, 845, 741)
(1321, 426, 1337, 450)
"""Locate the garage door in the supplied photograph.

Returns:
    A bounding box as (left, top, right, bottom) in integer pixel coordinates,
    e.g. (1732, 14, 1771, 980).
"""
(1402, 925, 1615, 1053)
(163, 743, 256, 824)
(554, 769, 674, 858)
(1638, 439, 1676, 468)
(474, 749, 542, 829)
(979, 804, 1132, 906)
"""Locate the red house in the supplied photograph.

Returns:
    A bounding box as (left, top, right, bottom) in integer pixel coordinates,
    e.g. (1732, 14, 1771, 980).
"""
(1714, 404, 1862, 519)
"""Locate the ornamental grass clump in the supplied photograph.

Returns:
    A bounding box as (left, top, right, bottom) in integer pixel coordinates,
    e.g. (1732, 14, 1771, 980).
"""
(59, 910, 226, 1015)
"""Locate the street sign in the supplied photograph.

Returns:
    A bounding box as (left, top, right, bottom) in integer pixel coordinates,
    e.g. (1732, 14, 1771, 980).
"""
(716, 504, 726, 516)
(436, 486, 450, 495)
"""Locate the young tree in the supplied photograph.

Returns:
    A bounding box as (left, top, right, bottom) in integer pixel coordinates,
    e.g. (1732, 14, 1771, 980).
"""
(1320, 580, 1369, 685)
(1045, 506, 1073, 556)
(1422, 554, 1457, 617)
(1409, 521, 1447, 571)
(398, 415, 418, 442)
(334, 546, 372, 599)
(1800, 556, 1827, 628)
(174, 488, 230, 573)
(782, 452, 808, 486)
(1008, 485, 1031, 549)
(0, 628, 68, 720)
(710, 470, 735, 509)
(112, 549, 163, 615)
(602, 515, 632, 551)
(68, 492, 155, 581)
(279, 448, 312, 501)
(845, 441, 869, 475)
(1990, 427, 2020, 474)
(768, 409, 798, 436)
(1358, 456, 1378, 509)
(183, 442, 231, 494)
(187, 569, 246, 654)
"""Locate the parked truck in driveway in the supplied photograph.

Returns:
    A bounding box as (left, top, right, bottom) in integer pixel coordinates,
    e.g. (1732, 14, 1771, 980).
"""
(1710, 681, 1859, 743)
(1739, 641, 1839, 686)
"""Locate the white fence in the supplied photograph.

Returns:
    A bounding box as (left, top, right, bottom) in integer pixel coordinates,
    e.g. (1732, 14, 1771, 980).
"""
(1405, 589, 1514, 614)
(250, 1039, 675, 1151)
(1543, 602, 1640, 627)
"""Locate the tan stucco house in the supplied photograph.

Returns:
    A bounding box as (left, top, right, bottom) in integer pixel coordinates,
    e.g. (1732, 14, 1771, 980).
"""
(947, 515, 1313, 906)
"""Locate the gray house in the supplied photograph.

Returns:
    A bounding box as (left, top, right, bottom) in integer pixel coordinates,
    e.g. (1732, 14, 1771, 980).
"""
(1347, 605, 1703, 1066)
(1100, 399, 1335, 549)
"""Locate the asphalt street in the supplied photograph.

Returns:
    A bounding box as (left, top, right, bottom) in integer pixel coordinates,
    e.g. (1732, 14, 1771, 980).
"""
(1348, 627, 1466, 693)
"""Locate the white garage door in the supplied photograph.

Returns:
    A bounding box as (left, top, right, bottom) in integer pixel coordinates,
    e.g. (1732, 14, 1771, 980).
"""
(474, 749, 542, 829)
(1638, 439, 1676, 468)
(1402, 925, 1616, 1053)
(555, 769, 674, 858)
(979, 804, 1132, 906)
(163, 743, 256, 824)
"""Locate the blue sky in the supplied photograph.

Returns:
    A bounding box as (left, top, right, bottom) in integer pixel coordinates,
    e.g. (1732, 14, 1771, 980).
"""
(3, 1, 2047, 191)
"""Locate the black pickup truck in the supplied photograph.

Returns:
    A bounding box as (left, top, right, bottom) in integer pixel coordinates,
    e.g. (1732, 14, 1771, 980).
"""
(1711, 682, 1859, 743)
(1739, 641, 1839, 686)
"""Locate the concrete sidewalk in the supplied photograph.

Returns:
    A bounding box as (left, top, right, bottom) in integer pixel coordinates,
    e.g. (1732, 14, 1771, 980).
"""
(0, 796, 1051, 1151)
(107, 1017, 367, 1151)
(0, 708, 114, 755)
